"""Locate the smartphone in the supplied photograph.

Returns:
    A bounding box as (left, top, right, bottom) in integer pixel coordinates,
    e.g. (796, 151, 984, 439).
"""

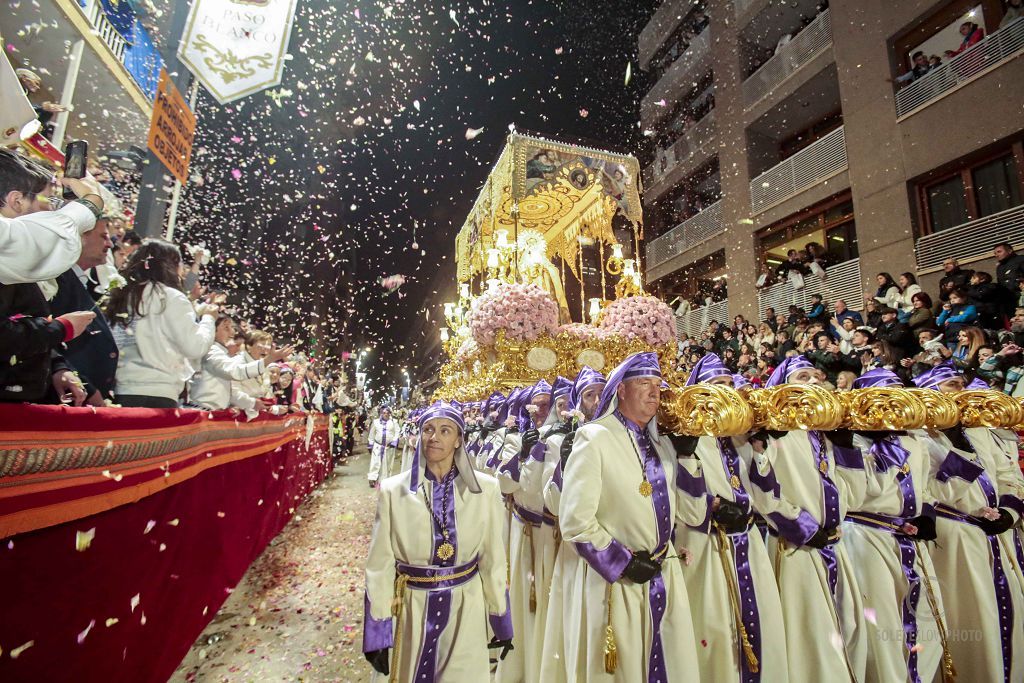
(62, 140, 88, 200)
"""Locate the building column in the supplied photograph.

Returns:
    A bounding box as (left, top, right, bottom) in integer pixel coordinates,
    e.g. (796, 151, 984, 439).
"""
(50, 39, 85, 151)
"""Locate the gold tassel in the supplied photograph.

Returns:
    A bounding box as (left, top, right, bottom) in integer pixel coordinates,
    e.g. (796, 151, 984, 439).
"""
(916, 541, 956, 681)
(389, 575, 410, 683)
(525, 519, 537, 613)
(604, 582, 618, 673)
(739, 624, 760, 673)
(716, 527, 760, 674)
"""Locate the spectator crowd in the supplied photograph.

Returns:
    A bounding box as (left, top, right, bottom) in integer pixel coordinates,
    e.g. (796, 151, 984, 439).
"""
(676, 248, 1024, 396)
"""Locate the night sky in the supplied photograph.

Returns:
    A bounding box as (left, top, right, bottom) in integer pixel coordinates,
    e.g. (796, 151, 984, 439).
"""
(176, 0, 658, 395)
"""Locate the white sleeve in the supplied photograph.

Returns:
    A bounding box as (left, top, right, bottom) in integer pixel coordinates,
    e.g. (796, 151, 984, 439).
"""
(205, 348, 265, 381)
(0, 202, 95, 284)
(162, 289, 216, 360)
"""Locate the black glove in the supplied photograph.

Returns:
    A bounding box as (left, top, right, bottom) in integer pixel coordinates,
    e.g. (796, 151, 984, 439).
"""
(488, 636, 514, 660)
(713, 498, 752, 535)
(518, 427, 540, 460)
(667, 433, 700, 457)
(749, 429, 787, 451)
(804, 526, 840, 549)
(364, 648, 389, 676)
(824, 428, 855, 450)
(906, 514, 937, 541)
(940, 426, 975, 452)
(547, 420, 573, 437)
(559, 431, 576, 468)
(622, 550, 661, 584)
(977, 508, 1016, 536)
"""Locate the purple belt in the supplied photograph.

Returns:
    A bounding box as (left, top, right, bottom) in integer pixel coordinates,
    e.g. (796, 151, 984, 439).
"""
(513, 503, 555, 527)
(847, 512, 922, 683)
(935, 503, 1015, 682)
(395, 557, 479, 591)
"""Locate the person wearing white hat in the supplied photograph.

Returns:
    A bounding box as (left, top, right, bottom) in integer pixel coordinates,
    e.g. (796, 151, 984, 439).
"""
(367, 405, 400, 488)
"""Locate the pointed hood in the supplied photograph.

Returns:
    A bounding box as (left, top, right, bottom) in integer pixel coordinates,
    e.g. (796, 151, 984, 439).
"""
(764, 355, 815, 388)
(853, 368, 903, 389)
(569, 365, 607, 411)
(912, 361, 960, 391)
(594, 352, 666, 435)
(685, 352, 731, 386)
(407, 401, 481, 494)
(518, 379, 552, 431)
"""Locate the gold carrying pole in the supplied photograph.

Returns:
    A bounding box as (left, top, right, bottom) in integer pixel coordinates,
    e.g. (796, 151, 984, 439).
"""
(715, 527, 760, 673)
(579, 241, 586, 321)
(599, 239, 607, 299)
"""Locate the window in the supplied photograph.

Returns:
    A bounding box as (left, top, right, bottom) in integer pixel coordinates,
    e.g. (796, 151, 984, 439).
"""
(756, 192, 857, 269)
(918, 145, 1024, 234)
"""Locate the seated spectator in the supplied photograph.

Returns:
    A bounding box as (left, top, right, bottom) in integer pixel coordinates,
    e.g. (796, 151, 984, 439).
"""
(754, 322, 775, 349)
(950, 326, 986, 372)
(868, 272, 900, 310)
(106, 239, 219, 408)
(845, 327, 876, 368)
(835, 370, 857, 391)
(893, 272, 921, 322)
(936, 288, 979, 342)
(830, 316, 858, 353)
(717, 327, 740, 356)
(864, 340, 900, 372)
(906, 292, 936, 332)
(875, 305, 916, 358)
(189, 316, 292, 416)
(995, 242, 1024, 315)
(832, 299, 863, 328)
(864, 299, 882, 329)
(975, 344, 1011, 387)
(762, 307, 777, 331)
(806, 294, 829, 324)
(967, 271, 1010, 329)
(786, 305, 804, 327)
(1, 149, 105, 406)
(49, 213, 117, 402)
(774, 330, 797, 362)
(900, 328, 948, 376)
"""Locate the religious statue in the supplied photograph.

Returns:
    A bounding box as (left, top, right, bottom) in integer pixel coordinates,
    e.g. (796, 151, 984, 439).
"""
(516, 229, 572, 324)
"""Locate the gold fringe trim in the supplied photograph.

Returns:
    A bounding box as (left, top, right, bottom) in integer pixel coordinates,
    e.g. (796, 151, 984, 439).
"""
(716, 527, 760, 673)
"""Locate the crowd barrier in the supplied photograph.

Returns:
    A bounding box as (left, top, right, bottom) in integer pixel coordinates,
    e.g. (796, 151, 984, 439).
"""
(0, 404, 332, 682)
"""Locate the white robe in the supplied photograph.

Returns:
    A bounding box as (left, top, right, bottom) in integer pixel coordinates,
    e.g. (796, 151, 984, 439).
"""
(675, 436, 789, 682)
(559, 413, 704, 682)
(366, 418, 400, 482)
(922, 426, 1024, 683)
(838, 433, 947, 683)
(756, 430, 867, 683)
(362, 469, 512, 682)
(475, 427, 510, 474)
(538, 432, 574, 683)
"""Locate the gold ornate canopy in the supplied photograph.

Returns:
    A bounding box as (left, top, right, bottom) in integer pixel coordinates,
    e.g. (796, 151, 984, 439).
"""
(455, 132, 644, 283)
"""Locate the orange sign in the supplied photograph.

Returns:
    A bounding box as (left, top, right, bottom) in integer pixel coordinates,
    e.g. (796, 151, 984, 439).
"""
(146, 69, 196, 185)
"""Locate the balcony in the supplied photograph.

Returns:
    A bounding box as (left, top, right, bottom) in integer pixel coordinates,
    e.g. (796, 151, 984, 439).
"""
(646, 200, 723, 270)
(641, 30, 712, 129)
(643, 111, 717, 201)
(895, 18, 1024, 120)
(743, 9, 833, 109)
(915, 204, 1024, 273)
(675, 298, 730, 339)
(749, 125, 847, 214)
(79, 0, 162, 102)
(757, 257, 862, 319)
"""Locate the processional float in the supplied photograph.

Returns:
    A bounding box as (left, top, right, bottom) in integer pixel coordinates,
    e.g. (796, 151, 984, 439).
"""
(432, 131, 1024, 433)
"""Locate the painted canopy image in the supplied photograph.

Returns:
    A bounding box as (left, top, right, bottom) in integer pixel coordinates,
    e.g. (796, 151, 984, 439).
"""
(455, 132, 644, 282)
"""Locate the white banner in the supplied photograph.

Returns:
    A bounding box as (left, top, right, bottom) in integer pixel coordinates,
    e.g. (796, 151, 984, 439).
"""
(177, 0, 298, 105)
(0, 52, 41, 145)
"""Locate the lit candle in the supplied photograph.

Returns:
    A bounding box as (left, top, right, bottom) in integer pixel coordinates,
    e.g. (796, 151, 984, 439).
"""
(623, 259, 636, 277)
(611, 243, 624, 260)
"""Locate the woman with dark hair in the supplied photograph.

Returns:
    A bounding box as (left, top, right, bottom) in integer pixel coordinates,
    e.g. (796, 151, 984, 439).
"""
(893, 272, 921, 322)
(907, 291, 935, 331)
(946, 21, 984, 57)
(106, 239, 219, 407)
(868, 272, 900, 310)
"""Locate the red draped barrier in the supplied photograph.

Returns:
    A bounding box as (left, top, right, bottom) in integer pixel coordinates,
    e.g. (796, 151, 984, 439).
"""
(0, 404, 332, 683)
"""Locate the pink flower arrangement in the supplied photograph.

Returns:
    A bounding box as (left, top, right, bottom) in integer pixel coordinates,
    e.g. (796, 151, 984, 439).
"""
(598, 295, 676, 346)
(557, 323, 612, 342)
(467, 283, 560, 345)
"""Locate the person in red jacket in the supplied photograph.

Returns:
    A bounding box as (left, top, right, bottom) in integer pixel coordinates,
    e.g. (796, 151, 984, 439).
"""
(945, 21, 985, 57)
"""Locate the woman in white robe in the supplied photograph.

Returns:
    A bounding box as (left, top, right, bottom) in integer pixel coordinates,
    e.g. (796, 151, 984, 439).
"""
(838, 368, 949, 683)
(750, 356, 867, 683)
(559, 352, 704, 682)
(367, 406, 400, 487)
(672, 354, 789, 683)
(913, 363, 1024, 683)
(362, 402, 513, 681)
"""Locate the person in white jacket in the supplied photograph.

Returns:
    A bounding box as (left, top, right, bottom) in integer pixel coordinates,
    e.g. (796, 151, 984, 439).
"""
(189, 316, 292, 418)
(106, 239, 219, 408)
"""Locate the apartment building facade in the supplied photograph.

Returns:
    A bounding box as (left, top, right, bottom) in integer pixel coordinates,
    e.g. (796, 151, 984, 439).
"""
(639, 0, 1024, 336)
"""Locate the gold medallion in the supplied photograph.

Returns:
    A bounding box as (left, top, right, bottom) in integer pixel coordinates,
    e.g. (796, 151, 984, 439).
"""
(818, 460, 829, 475)
(436, 541, 455, 561)
(730, 474, 741, 490)
(900, 463, 911, 474)
(638, 480, 653, 497)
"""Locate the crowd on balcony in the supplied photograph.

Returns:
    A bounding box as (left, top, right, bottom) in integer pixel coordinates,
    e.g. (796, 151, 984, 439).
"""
(646, 5, 710, 81)
(676, 242, 1024, 396)
(744, 0, 830, 78)
(0, 147, 365, 460)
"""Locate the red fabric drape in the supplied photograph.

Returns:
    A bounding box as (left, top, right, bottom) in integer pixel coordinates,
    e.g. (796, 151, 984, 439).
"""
(0, 405, 332, 683)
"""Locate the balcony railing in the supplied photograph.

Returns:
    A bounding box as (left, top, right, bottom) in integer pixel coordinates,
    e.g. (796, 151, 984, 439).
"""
(676, 299, 730, 339)
(743, 9, 833, 109)
(645, 110, 717, 190)
(749, 125, 847, 214)
(77, 0, 161, 101)
(757, 257, 862, 319)
(82, 0, 128, 62)
(915, 204, 1024, 273)
(895, 18, 1024, 119)
(646, 200, 724, 269)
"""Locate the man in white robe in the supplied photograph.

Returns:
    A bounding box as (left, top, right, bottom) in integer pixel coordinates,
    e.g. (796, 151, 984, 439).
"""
(496, 379, 555, 682)
(672, 353, 789, 682)
(559, 352, 703, 682)
(839, 368, 949, 683)
(539, 366, 605, 682)
(366, 405, 400, 488)
(748, 356, 867, 682)
(913, 363, 1024, 683)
